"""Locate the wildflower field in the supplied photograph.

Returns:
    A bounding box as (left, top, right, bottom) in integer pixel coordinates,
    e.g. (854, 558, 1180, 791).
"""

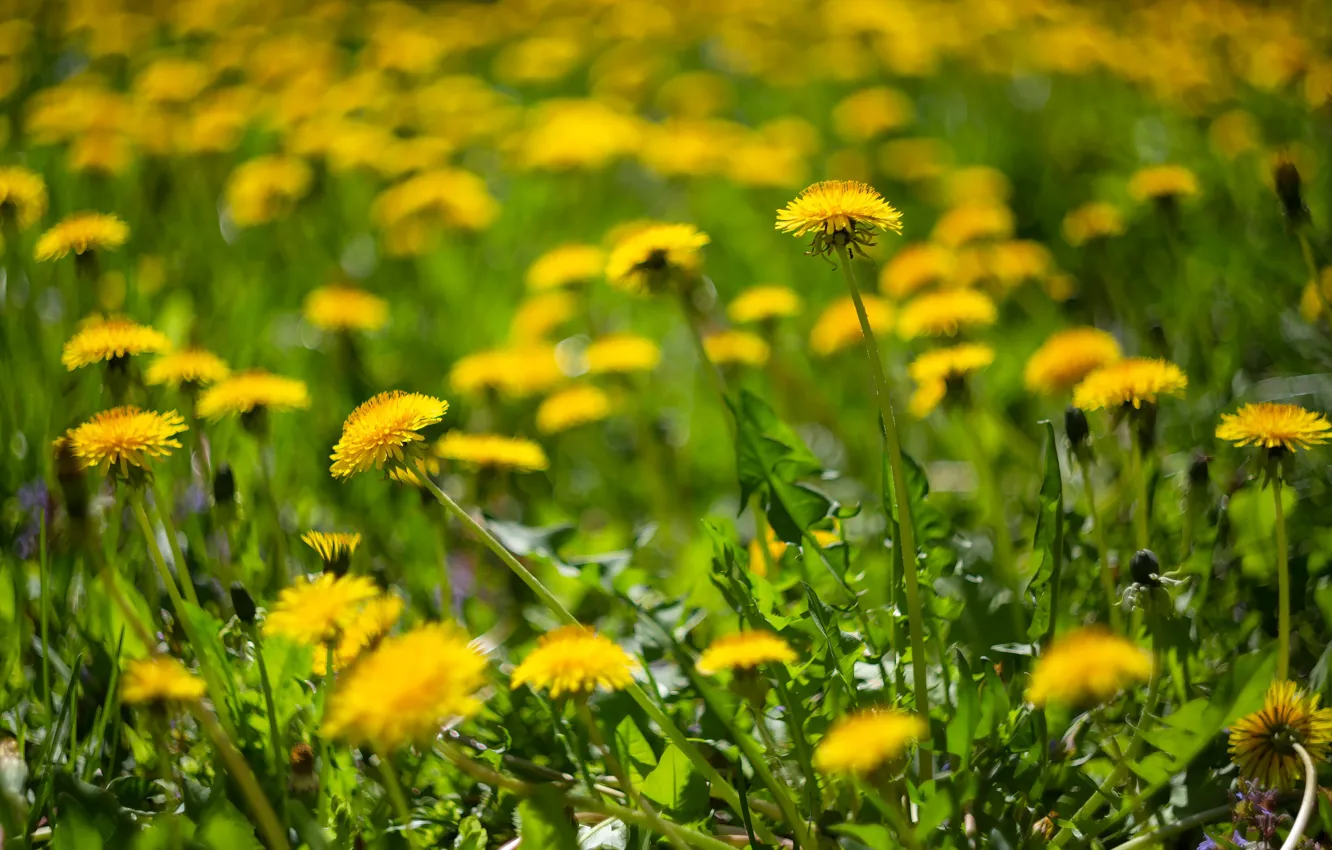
(6, 0, 1332, 848)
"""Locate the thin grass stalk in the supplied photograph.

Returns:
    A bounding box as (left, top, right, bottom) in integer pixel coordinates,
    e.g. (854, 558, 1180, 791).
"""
(147, 480, 199, 606)
(1273, 469, 1291, 681)
(1131, 430, 1150, 551)
(190, 703, 291, 850)
(376, 749, 415, 834)
(1079, 457, 1123, 632)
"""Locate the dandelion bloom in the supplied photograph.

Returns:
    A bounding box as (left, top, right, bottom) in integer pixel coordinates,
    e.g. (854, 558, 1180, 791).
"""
(323, 623, 488, 750)
(314, 594, 404, 676)
(301, 531, 363, 565)
(263, 573, 382, 646)
(197, 370, 311, 420)
(908, 343, 995, 417)
(749, 528, 787, 577)
(69, 406, 187, 474)
(370, 168, 499, 254)
(510, 625, 636, 698)
(510, 291, 578, 342)
(1062, 202, 1126, 246)
(1026, 627, 1152, 707)
(537, 384, 613, 434)
(1072, 358, 1187, 411)
(832, 86, 914, 142)
(897, 289, 998, 339)
(436, 432, 549, 472)
(584, 333, 661, 375)
(1024, 328, 1122, 396)
(1216, 402, 1332, 452)
(304, 285, 389, 333)
(776, 180, 903, 257)
(61, 315, 171, 370)
(145, 348, 231, 388)
(930, 202, 1013, 249)
(697, 631, 797, 675)
(704, 330, 770, 367)
(225, 155, 313, 227)
(330, 390, 449, 479)
(1229, 680, 1332, 789)
(814, 709, 926, 775)
(450, 345, 564, 398)
(988, 240, 1052, 290)
(121, 657, 206, 706)
(0, 166, 48, 229)
(1128, 164, 1200, 202)
(35, 212, 129, 262)
(810, 295, 894, 357)
(727, 285, 802, 324)
(519, 99, 644, 171)
(526, 244, 605, 290)
(879, 243, 954, 299)
(604, 223, 710, 294)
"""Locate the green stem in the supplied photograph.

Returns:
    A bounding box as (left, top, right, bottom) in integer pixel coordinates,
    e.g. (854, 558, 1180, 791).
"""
(131, 493, 191, 623)
(834, 242, 931, 778)
(858, 777, 923, 850)
(1080, 457, 1123, 632)
(147, 480, 199, 606)
(1273, 471, 1290, 681)
(750, 495, 777, 578)
(377, 749, 414, 833)
(252, 628, 285, 792)
(191, 704, 291, 850)
(1107, 805, 1231, 850)
(722, 704, 816, 848)
(39, 513, 51, 725)
(318, 645, 335, 828)
(952, 408, 1019, 594)
(1131, 431, 1150, 552)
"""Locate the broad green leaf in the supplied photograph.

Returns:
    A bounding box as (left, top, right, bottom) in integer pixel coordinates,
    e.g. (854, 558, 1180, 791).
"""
(519, 787, 579, 850)
(641, 745, 707, 816)
(198, 795, 262, 850)
(454, 815, 488, 850)
(947, 653, 980, 770)
(613, 716, 657, 785)
(1026, 421, 1064, 642)
(179, 602, 240, 728)
(53, 794, 103, 850)
(830, 822, 897, 849)
(729, 389, 831, 544)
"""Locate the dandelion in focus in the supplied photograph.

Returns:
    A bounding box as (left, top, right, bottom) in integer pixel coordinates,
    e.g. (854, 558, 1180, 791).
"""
(510, 625, 636, 698)
(304, 285, 389, 334)
(301, 531, 363, 572)
(1024, 328, 1122, 396)
(814, 709, 926, 776)
(68, 406, 187, 477)
(1229, 680, 1332, 789)
(1216, 402, 1332, 452)
(121, 656, 206, 706)
(330, 390, 449, 479)
(1026, 627, 1152, 707)
(776, 180, 903, 258)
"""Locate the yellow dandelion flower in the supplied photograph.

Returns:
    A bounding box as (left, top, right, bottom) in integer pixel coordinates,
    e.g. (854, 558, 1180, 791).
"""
(1216, 402, 1332, 452)
(145, 348, 231, 388)
(330, 390, 449, 479)
(134, 57, 211, 105)
(584, 333, 661, 375)
(988, 240, 1052, 290)
(1024, 328, 1122, 396)
(749, 528, 787, 577)
(1072, 358, 1188, 411)
(35, 212, 129, 262)
(879, 243, 955, 299)
(1026, 627, 1152, 707)
(520, 99, 644, 172)
(323, 623, 488, 750)
(810, 295, 894, 357)
(450, 345, 564, 398)
(510, 291, 578, 342)
(930, 202, 1014, 249)
(389, 456, 440, 489)
(776, 180, 903, 258)
(1129, 164, 1200, 202)
(696, 631, 796, 675)
(908, 343, 996, 417)
(897, 289, 998, 339)
(1300, 268, 1332, 322)
(0, 166, 48, 229)
(813, 709, 926, 776)
(704, 330, 770, 367)
(304, 285, 389, 333)
(69, 406, 186, 474)
(526, 243, 605, 291)
(944, 166, 1012, 207)
(301, 531, 363, 565)
(370, 169, 499, 254)
(61, 315, 170, 370)
(263, 573, 381, 646)
(510, 625, 636, 698)
(225, 155, 312, 227)
(537, 384, 614, 434)
(832, 86, 914, 142)
(1063, 202, 1126, 246)
(121, 656, 206, 706)
(313, 594, 404, 676)
(197, 370, 311, 420)
(436, 432, 549, 472)
(604, 223, 710, 294)
(1229, 680, 1332, 789)
(727, 285, 802, 324)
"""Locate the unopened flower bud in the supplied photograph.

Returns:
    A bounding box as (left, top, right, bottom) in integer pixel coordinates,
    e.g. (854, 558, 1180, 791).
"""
(1274, 160, 1309, 225)
(230, 583, 256, 624)
(1064, 406, 1090, 448)
(289, 742, 318, 795)
(1130, 549, 1160, 587)
(213, 464, 235, 506)
(1188, 454, 1210, 489)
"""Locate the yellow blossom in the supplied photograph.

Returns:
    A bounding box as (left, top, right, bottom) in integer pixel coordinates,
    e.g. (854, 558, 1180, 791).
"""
(121, 657, 206, 706)
(35, 212, 129, 261)
(810, 295, 894, 357)
(1024, 328, 1122, 396)
(436, 432, 549, 472)
(330, 390, 449, 479)
(510, 625, 636, 698)
(197, 370, 311, 419)
(304, 285, 389, 333)
(1027, 627, 1152, 707)
(696, 631, 797, 675)
(61, 315, 170, 370)
(814, 709, 926, 776)
(1216, 402, 1332, 452)
(537, 385, 614, 434)
(727, 285, 803, 324)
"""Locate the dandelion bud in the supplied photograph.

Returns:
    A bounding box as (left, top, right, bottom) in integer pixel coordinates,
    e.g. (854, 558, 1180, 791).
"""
(1064, 406, 1090, 448)
(213, 464, 235, 506)
(1130, 549, 1160, 587)
(1188, 454, 1211, 489)
(1274, 160, 1309, 225)
(289, 742, 318, 796)
(230, 582, 257, 624)
(1032, 812, 1057, 842)
(53, 434, 89, 522)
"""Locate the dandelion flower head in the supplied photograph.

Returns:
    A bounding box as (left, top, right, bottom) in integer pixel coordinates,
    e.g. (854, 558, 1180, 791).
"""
(437, 432, 549, 472)
(814, 709, 926, 775)
(263, 573, 382, 646)
(121, 656, 206, 706)
(197, 370, 311, 420)
(526, 243, 605, 290)
(1129, 164, 1200, 201)
(604, 222, 710, 294)
(69, 406, 187, 474)
(62, 315, 171, 370)
(330, 390, 449, 479)
(832, 86, 914, 142)
(930, 202, 1013, 249)
(908, 343, 995, 417)
(727, 285, 803, 324)
(36, 212, 129, 261)
(1024, 327, 1122, 396)
(1229, 680, 1332, 789)
(776, 180, 903, 257)
(510, 625, 636, 698)
(226, 155, 313, 227)
(145, 348, 231, 388)
(510, 291, 578, 342)
(301, 531, 363, 564)
(897, 288, 997, 339)
(584, 333, 661, 375)
(537, 384, 614, 434)
(1026, 627, 1152, 707)
(697, 631, 797, 675)
(304, 285, 389, 333)
(1063, 202, 1126, 246)
(1216, 402, 1332, 452)
(314, 594, 404, 676)
(810, 295, 894, 357)
(451, 345, 564, 398)
(0, 165, 48, 229)
(704, 330, 770, 367)
(879, 243, 955, 299)
(1072, 358, 1188, 411)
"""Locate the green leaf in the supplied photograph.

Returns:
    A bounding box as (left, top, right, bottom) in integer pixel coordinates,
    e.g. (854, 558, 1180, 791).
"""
(454, 815, 488, 850)
(947, 653, 980, 770)
(641, 745, 707, 816)
(519, 787, 580, 850)
(1026, 421, 1064, 642)
(729, 389, 831, 543)
(198, 795, 263, 850)
(53, 794, 104, 850)
(830, 822, 896, 849)
(613, 716, 657, 785)
(179, 602, 240, 727)
(258, 634, 313, 733)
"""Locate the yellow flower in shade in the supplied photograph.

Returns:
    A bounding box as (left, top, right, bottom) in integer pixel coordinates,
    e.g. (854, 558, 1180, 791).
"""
(814, 709, 926, 776)
(450, 345, 564, 398)
(121, 657, 206, 706)
(263, 573, 382, 646)
(304, 285, 389, 333)
(145, 348, 231, 388)
(36, 212, 129, 262)
(1128, 164, 1200, 202)
(748, 529, 787, 577)
(879, 243, 954, 299)
(510, 291, 578, 342)
(330, 390, 449, 479)
(526, 244, 605, 290)
(930, 202, 1014, 249)
(0, 166, 48, 229)
(897, 289, 998, 339)
(313, 594, 404, 676)
(225, 155, 313, 227)
(1229, 680, 1332, 789)
(696, 631, 796, 675)
(832, 86, 914, 142)
(301, 531, 363, 565)
(197, 370, 311, 420)
(1300, 268, 1332, 322)
(323, 623, 488, 750)
(1063, 202, 1126, 246)
(1072, 358, 1188, 411)
(584, 333, 661, 375)
(604, 223, 710, 294)
(907, 343, 996, 418)
(510, 625, 636, 698)
(1216, 402, 1332, 452)
(68, 407, 186, 474)
(727, 285, 802, 324)
(810, 295, 894, 357)
(436, 432, 549, 472)
(1026, 627, 1152, 707)
(776, 180, 903, 258)
(537, 384, 614, 434)
(61, 315, 171, 370)
(1024, 328, 1123, 396)
(704, 330, 770, 367)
